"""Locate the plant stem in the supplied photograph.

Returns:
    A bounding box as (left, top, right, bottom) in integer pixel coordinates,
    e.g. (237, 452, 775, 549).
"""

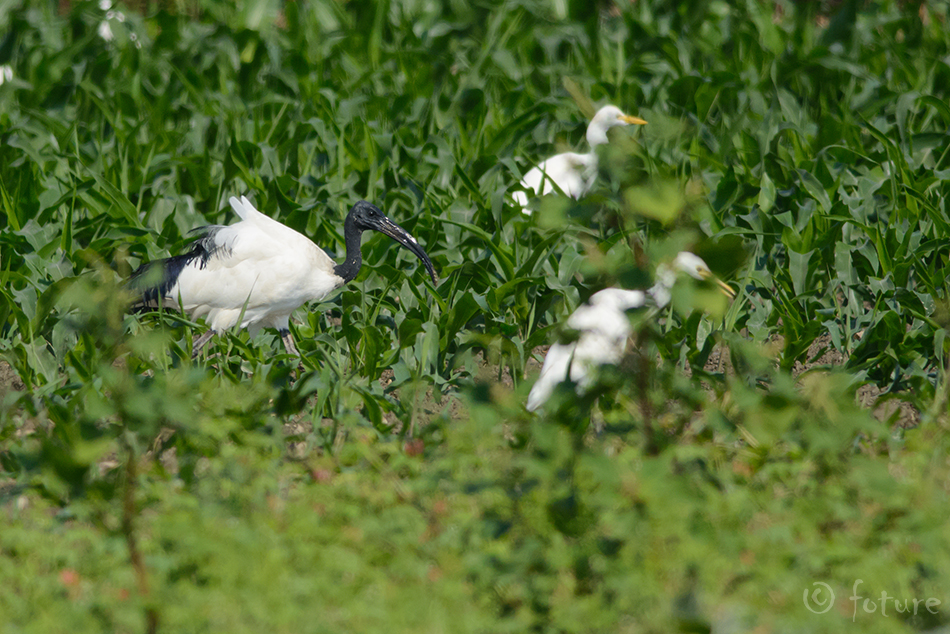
(123, 441, 159, 634)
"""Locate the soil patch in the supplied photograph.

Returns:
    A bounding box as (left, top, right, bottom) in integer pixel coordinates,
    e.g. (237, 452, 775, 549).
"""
(0, 361, 25, 395)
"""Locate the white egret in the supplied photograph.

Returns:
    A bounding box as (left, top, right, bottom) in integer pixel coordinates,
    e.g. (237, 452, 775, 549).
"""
(512, 105, 647, 209)
(526, 252, 734, 411)
(130, 196, 438, 358)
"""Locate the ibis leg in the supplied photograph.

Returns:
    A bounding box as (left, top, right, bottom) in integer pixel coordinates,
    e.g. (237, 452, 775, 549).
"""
(191, 330, 216, 359)
(280, 329, 300, 357)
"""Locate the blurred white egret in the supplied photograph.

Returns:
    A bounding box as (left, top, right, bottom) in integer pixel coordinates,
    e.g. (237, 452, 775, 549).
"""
(130, 196, 438, 358)
(512, 105, 647, 210)
(526, 252, 734, 411)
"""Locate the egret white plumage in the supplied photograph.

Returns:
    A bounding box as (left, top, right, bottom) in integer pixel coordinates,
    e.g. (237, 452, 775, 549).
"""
(130, 196, 438, 358)
(526, 252, 734, 411)
(512, 105, 647, 209)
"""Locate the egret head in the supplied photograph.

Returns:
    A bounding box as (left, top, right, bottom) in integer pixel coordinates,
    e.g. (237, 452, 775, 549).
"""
(587, 105, 648, 147)
(345, 201, 438, 284)
(671, 251, 735, 298)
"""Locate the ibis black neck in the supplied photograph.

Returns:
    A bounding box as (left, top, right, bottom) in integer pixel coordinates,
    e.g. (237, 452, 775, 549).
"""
(333, 214, 363, 284)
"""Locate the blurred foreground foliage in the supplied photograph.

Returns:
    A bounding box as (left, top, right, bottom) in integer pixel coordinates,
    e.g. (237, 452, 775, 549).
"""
(1, 0, 950, 632)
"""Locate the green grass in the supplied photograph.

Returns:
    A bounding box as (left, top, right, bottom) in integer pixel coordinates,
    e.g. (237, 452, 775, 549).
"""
(2, 0, 950, 632)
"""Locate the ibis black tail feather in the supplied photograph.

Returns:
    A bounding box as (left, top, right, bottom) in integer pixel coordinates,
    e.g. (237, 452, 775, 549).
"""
(127, 226, 225, 311)
(127, 253, 195, 310)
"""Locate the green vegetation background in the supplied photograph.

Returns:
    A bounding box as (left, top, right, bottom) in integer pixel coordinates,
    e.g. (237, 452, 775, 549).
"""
(1, 0, 950, 632)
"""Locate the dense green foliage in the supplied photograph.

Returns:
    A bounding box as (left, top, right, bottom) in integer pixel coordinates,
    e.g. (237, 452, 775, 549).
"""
(2, 0, 950, 632)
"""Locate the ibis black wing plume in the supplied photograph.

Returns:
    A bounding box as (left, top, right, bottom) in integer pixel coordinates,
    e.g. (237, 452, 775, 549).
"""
(127, 226, 226, 310)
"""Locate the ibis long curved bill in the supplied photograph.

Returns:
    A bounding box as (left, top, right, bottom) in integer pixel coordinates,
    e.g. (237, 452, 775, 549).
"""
(366, 215, 438, 285)
(130, 196, 439, 358)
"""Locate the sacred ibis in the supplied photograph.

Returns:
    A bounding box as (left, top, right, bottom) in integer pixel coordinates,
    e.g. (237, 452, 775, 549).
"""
(526, 252, 734, 411)
(512, 105, 647, 209)
(130, 196, 438, 358)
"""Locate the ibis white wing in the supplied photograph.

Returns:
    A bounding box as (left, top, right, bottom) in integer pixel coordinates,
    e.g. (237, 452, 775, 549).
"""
(165, 198, 341, 333)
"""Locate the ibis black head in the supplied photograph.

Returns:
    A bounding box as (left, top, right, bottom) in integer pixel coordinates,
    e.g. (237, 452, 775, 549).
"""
(335, 201, 439, 285)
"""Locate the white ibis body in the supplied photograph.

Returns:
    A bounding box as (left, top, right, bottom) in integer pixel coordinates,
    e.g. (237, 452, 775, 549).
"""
(526, 252, 734, 411)
(130, 196, 438, 358)
(512, 105, 647, 210)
